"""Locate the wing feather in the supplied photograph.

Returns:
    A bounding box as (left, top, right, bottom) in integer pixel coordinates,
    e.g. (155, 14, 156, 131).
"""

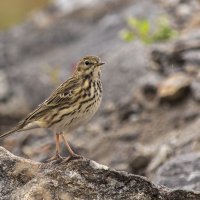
(19, 77, 81, 127)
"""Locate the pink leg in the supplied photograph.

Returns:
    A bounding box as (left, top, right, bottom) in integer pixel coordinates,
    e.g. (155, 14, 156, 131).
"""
(45, 133, 63, 162)
(61, 133, 82, 162)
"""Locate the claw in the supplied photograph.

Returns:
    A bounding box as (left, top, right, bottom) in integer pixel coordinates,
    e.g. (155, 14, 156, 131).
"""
(61, 154, 83, 163)
(44, 154, 63, 163)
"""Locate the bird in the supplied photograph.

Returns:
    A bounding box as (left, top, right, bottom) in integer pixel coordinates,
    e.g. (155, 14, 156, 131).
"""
(0, 55, 105, 162)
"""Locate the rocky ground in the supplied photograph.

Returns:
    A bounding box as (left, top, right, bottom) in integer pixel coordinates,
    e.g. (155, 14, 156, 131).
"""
(1, 147, 200, 200)
(1, 0, 200, 198)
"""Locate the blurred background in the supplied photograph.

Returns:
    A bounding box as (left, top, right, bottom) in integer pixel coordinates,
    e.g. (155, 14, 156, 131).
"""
(0, 0, 51, 30)
(0, 0, 200, 191)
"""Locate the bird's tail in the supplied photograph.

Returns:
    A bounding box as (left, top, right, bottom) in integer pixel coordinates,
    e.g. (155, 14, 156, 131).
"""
(0, 121, 43, 140)
(0, 127, 22, 139)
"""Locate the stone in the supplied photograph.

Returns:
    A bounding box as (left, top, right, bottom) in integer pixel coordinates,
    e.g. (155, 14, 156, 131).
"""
(155, 153, 200, 191)
(0, 147, 199, 200)
(191, 80, 200, 101)
(147, 144, 174, 173)
(0, 70, 10, 101)
(130, 153, 151, 175)
(158, 73, 191, 101)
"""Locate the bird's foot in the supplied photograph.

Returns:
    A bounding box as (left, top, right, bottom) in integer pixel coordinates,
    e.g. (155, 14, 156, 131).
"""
(62, 153, 83, 163)
(44, 153, 63, 163)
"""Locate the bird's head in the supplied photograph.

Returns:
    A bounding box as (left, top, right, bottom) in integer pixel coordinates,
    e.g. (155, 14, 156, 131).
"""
(74, 55, 105, 79)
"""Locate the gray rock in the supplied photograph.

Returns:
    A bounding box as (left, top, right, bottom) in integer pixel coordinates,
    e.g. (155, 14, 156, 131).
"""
(155, 153, 200, 191)
(150, 28, 200, 74)
(147, 144, 174, 173)
(0, 147, 199, 200)
(0, 70, 10, 101)
(191, 80, 200, 101)
(160, 0, 200, 29)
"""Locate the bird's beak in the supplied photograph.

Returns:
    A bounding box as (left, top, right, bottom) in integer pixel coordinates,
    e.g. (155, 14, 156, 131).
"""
(97, 62, 105, 66)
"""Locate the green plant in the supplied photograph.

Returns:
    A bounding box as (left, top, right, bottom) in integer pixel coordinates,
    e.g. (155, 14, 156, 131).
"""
(120, 16, 177, 44)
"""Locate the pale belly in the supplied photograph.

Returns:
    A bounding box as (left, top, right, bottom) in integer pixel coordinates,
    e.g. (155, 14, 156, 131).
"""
(50, 95, 102, 133)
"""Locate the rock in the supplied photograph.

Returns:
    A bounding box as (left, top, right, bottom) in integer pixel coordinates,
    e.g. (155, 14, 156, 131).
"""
(191, 80, 200, 101)
(158, 73, 191, 101)
(133, 73, 163, 109)
(160, 0, 200, 29)
(155, 153, 200, 191)
(0, 70, 10, 101)
(0, 147, 199, 200)
(129, 153, 152, 176)
(165, 117, 200, 155)
(150, 27, 200, 74)
(147, 144, 174, 173)
(0, 86, 29, 119)
(182, 108, 199, 123)
(184, 64, 200, 75)
(150, 43, 184, 74)
(85, 122, 103, 135)
(137, 73, 162, 101)
(117, 97, 142, 121)
(103, 101, 116, 114)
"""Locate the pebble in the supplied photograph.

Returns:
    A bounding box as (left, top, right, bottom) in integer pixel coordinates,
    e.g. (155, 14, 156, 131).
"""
(158, 73, 191, 101)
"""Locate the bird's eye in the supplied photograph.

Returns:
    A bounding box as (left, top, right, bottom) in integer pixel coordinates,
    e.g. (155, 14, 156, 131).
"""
(85, 60, 90, 65)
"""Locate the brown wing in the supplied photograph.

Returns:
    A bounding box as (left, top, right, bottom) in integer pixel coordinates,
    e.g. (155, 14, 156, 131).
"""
(44, 77, 81, 106)
(19, 77, 82, 126)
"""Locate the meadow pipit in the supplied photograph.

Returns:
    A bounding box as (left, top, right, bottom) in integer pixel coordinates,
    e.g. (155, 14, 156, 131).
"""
(0, 55, 105, 161)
